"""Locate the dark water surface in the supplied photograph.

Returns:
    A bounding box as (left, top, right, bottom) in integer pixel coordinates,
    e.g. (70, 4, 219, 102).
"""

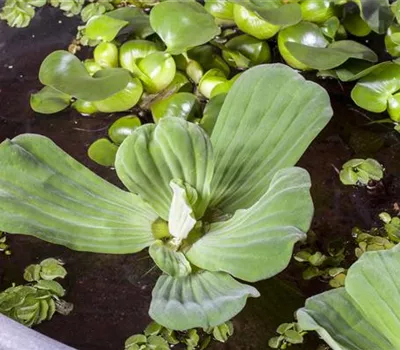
(0, 7, 399, 350)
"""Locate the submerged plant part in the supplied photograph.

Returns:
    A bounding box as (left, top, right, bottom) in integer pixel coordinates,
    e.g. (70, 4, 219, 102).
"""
(339, 158, 384, 186)
(0, 258, 72, 327)
(297, 245, 400, 350)
(0, 65, 332, 329)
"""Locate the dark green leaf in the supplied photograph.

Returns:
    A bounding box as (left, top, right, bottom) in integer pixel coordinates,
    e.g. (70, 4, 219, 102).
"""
(30, 86, 71, 114)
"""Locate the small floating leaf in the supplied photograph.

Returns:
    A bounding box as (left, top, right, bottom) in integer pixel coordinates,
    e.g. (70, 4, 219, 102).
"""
(30, 86, 71, 114)
(88, 138, 118, 167)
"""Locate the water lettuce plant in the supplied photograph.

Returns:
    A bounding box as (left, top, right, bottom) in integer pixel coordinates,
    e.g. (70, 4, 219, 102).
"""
(297, 245, 400, 350)
(0, 64, 332, 330)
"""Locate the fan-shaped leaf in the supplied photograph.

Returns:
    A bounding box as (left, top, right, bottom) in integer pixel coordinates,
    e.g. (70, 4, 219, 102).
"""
(149, 270, 259, 330)
(209, 64, 332, 213)
(187, 167, 312, 282)
(115, 118, 214, 220)
(0, 134, 157, 254)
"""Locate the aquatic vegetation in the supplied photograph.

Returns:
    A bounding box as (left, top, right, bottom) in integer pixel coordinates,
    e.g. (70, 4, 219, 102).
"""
(0, 258, 72, 327)
(0, 65, 332, 330)
(339, 158, 384, 186)
(297, 245, 400, 350)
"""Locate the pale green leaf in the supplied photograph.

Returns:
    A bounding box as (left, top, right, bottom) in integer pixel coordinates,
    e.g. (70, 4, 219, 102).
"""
(187, 167, 311, 282)
(115, 117, 214, 220)
(149, 1, 221, 54)
(297, 245, 400, 350)
(149, 270, 259, 330)
(0, 134, 157, 254)
(149, 241, 192, 277)
(39, 50, 131, 101)
(209, 64, 332, 213)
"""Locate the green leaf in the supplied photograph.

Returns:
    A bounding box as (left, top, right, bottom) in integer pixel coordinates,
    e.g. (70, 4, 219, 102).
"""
(297, 245, 400, 349)
(187, 167, 312, 282)
(30, 86, 71, 114)
(285, 40, 378, 70)
(149, 1, 221, 54)
(335, 61, 391, 82)
(115, 118, 214, 220)
(149, 270, 259, 330)
(200, 93, 226, 136)
(356, 0, 393, 34)
(351, 62, 400, 113)
(108, 115, 142, 145)
(149, 241, 192, 277)
(106, 7, 154, 39)
(0, 134, 157, 254)
(85, 15, 128, 42)
(39, 50, 131, 101)
(35, 280, 65, 297)
(39, 262, 67, 280)
(230, 0, 302, 26)
(88, 138, 118, 167)
(209, 64, 332, 213)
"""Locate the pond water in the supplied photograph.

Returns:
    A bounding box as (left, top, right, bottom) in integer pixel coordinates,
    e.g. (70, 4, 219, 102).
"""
(0, 6, 399, 350)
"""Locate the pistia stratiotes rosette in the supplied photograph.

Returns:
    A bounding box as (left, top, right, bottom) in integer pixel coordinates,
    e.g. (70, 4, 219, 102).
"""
(0, 64, 332, 330)
(297, 245, 400, 350)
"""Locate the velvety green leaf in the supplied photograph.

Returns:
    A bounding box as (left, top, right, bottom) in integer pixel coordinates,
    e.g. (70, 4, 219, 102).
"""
(149, 270, 259, 330)
(106, 7, 154, 39)
(39, 50, 131, 101)
(285, 40, 378, 70)
(0, 134, 157, 254)
(115, 118, 214, 220)
(85, 15, 128, 41)
(297, 246, 400, 349)
(351, 63, 400, 113)
(149, 1, 221, 54)
(187, 167, 312, 282)
(230, 0, 302, 26)
(149, 240, 192, 277)
(357, 0, 393, 34)
(30, 86, 71, 114)
(209, 64, 332, 213)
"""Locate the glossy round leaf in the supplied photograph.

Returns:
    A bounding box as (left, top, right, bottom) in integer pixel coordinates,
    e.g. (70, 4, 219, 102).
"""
(343, 12, 371, 37)
(356, 0, 393, 34)
(39, 50, 131, 101)
(150, 1, 221, 54)
(150, 93, 201, 123)
(30, 86, 71, 114)
(94, 42, 119, 68)
(85, 15, 128, 42)
(300, 0, 335, 23)
(119, 40, 159, 73)
(88, 138, 118, 167)
(108, 115, 142, 145)
(93, 77, 143, 113)
(71, 100, 99, 115)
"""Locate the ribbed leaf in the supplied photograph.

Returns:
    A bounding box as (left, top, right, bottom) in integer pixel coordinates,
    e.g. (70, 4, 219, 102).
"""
(187, 167, 312, 282)
(149, 270, 259, 330)
(0, 134, 157, 254)
(209, 64, 332, 213)
(149, 241, 192, 277)
(297, 246, 400, 350)
(115, 117, 214, 220)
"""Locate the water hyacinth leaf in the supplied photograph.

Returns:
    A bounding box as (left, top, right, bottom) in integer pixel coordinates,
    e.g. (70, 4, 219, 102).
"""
(88, 138, 118, 167)
(335, 61, 392, 82)
(85, 15, 128, 41)
(39, 50, 130, 101)
(209, 64, 332, 213)
(149, 1, 221, 54)
(149, 240, 192, 277)
(297, 246, 400, 349)
(230, 0, 302, 26)
(187, 167, 312, 282)
(150, 93, 201, 123)
(285, 40, 378, 70)
(0, 134, 157, 253)
(320, 16, 340, 39)
(106, 7, 154, 38)
(149, 271, 259, 330)
(30, 86, 71, 114)
(342, 12, 371, 37)
(115, 118, 214, 220)
(351, 63, 400, 113)
(356, 0, 393, 34)
(200, 93, 226, 136)
(385, 25, 400, 57)
(108, 115, 142, 145)
(300, 0, 335, 23)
